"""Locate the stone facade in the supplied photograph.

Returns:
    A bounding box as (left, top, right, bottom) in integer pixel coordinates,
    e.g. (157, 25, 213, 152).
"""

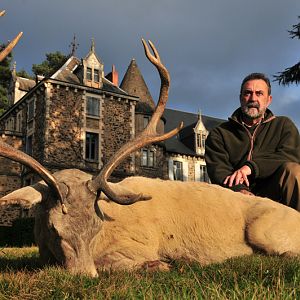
(44, 84, 84, 169)
(0, 133, 23, 197)
(0, 42, 224, 226)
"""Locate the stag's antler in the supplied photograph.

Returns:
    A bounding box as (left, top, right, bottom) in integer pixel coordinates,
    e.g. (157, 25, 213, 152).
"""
(0, 10, 67, 213)
(88, 39, 183, 204)
(0, 10, 23, 62)
(0, 142, 67, 213)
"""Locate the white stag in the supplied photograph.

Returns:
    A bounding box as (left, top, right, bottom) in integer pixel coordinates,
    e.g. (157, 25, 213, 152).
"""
(1, 32, 300, 277)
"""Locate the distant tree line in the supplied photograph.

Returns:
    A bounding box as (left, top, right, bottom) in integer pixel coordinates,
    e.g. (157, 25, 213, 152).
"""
(0, 48, 67, 115)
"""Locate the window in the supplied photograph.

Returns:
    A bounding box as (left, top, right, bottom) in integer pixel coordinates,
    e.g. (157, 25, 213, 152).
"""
(87, 67, 92, 80)
(94, 69, 100, 82)
(6, 117, 14, 131)
(17, 113, 22, 132)
(86, 97, 100, 116)
(27, 100, 34, 121)
(199, 165, 209, 182)
(143, 116, 150, 128)
(141, 148, 155, 167)
(196, 132, 206, 148)
(26, 135, 33, 156)
(173, 161, 183, 181)
(86, 132, 99, 161)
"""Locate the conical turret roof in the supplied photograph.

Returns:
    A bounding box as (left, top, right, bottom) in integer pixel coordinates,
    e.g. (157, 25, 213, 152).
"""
(120, 58, 155, 113)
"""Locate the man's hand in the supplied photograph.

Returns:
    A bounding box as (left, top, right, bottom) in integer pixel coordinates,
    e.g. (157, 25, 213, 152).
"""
(223, 165, 252, 187)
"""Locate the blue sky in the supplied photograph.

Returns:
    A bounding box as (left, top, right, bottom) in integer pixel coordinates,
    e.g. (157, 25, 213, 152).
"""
(1, 0, 300, 128)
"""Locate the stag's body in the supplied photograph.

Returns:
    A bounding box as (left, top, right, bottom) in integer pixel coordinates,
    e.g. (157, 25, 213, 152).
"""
(28, 169, 300, 275)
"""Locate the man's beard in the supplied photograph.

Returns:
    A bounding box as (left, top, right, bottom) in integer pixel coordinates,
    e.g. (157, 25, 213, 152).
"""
(241, 102, 265, 120)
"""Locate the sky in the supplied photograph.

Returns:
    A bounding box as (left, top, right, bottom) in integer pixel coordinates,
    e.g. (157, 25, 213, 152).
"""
(1, 0, 300, 129)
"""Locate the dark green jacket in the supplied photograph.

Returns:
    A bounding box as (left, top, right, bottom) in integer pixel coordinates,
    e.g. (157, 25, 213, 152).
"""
(205, 108, 300, 191)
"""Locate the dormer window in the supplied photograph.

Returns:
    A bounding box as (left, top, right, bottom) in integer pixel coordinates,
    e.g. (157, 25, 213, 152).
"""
(94, 69, 99, 82)
(194, 110, 208, 156)
(196, 131, 207, 155)
(196, 132, 206, 149)
(87, 67, 92, 80)
(82, 39, 103, 88)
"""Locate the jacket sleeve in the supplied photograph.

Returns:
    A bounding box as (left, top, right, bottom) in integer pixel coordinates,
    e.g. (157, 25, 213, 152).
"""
(205, 128, 245, 190)
(247, 118, 300, 179)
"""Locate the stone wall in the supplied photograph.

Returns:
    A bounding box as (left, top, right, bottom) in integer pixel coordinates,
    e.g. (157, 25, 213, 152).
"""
(0, 134, 24, 226)
(0, 205, 21, 226)
(44, 84, 85, 169)
(0, 133, 23, 197)
(0, 204, 35, 226)
(102, 97, 133, 175)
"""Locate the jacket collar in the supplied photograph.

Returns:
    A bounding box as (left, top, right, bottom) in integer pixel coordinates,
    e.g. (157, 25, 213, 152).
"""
(229, 108, 275, 124)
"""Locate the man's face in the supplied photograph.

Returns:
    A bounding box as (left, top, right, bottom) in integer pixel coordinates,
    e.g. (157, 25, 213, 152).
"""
(240, 79, 272, 120)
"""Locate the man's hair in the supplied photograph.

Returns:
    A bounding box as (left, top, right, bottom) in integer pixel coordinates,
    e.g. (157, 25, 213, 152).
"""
(240, 73, 271, 95)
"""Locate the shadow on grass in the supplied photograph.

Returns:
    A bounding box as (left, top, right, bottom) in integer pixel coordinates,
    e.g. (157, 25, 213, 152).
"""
(0, 249, 42, 272)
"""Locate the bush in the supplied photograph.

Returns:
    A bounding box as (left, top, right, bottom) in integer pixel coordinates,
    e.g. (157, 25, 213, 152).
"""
(0, 218, 35, 247)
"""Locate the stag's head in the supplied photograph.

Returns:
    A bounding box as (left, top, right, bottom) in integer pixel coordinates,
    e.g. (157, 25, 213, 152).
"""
(0, 39, 183, 277)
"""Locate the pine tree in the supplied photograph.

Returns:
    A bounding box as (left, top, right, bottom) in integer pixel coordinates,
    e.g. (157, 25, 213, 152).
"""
(0, 43, 12, 115)
(274, 16, 300, 85)
(32, 51, 67, 77)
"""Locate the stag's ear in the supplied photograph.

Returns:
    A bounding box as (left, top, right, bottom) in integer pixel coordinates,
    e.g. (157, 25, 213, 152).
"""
(0, 183, 47, 208)
(0, 181, 69, 213)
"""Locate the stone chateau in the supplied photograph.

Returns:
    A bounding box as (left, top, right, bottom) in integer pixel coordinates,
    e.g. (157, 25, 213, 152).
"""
(0, 41, 223, 225)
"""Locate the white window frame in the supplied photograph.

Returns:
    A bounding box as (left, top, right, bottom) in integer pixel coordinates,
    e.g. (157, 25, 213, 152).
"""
(141, 148, 155, 167)
(195, 162, 210, 182)
(168, 159, 188, 181)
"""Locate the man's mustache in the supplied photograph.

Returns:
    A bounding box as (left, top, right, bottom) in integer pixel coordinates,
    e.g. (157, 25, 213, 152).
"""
(246, 102, 260, 108)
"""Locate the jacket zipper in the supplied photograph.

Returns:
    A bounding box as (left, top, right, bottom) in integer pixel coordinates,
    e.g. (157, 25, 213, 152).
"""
(231, 115, 276, 161)
(246, 125, 260, 161)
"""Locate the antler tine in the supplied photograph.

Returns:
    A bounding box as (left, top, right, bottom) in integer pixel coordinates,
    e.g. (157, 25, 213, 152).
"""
(141, 39, 168, 128)
(0, 10, 23, 62)
(0, 141, 67, 213)
(88, 39, 183, 205)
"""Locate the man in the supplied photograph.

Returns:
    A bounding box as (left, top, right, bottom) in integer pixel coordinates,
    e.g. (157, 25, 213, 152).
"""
(205, 73, 300, 210)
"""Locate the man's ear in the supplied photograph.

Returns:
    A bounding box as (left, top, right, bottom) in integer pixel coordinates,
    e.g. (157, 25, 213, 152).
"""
(268, 95, 273, 106)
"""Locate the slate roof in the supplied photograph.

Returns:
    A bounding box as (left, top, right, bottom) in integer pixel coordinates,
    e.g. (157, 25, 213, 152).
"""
(16, 77, 35, 91)
(51, 56, 81, 84)
(120, 58, 155, 112)
(163, 108, 225, 156)
(51, 56, 128, 96)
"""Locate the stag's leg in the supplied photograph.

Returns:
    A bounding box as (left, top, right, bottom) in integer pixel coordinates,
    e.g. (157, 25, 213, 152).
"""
(95, 235, 170, 271)
(246, 202, 300, 256)
(142, 260, 171, 271)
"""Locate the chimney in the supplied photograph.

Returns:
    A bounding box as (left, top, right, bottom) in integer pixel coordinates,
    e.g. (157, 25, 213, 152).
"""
(106, 65, 119, 86)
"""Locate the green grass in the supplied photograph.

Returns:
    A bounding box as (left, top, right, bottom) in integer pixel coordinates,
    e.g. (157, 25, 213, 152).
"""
(0, 247, 300, 299)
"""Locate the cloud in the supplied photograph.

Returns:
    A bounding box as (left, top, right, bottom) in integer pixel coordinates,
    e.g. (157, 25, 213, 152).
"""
(1, 0, 300, 128)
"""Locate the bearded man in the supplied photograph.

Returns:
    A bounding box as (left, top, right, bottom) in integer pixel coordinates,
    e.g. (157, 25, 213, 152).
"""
(205, 73, 300, 210)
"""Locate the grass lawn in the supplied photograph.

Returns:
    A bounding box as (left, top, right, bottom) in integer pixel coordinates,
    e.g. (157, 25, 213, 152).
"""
(0, 247, 300, 299)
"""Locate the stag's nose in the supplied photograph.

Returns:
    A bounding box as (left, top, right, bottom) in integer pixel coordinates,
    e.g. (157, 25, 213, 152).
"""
(90, 267, 99, 278)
